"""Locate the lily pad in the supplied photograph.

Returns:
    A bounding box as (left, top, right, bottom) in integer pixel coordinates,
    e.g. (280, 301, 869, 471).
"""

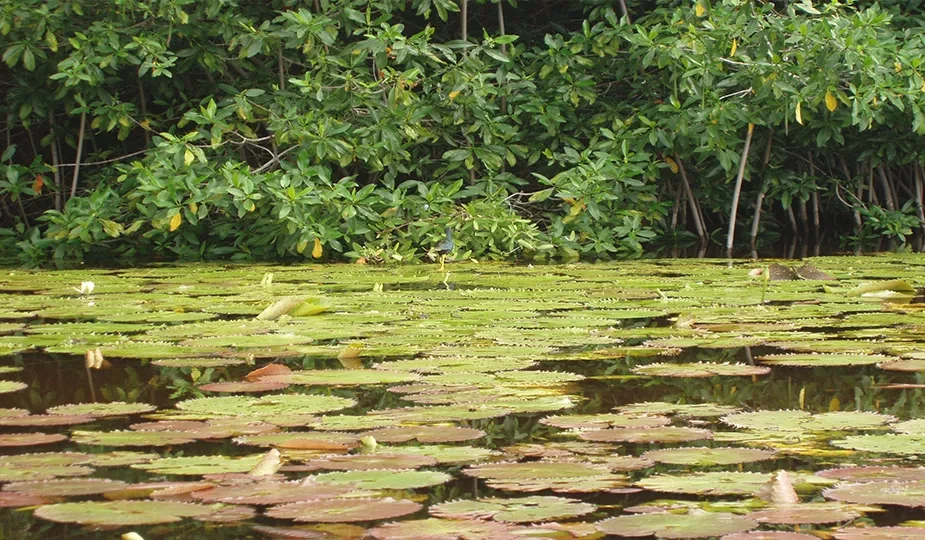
(4, 477, 129, 496)
(833, 527, 925, 539)
(580, 427, 714, 444)
(192, 480, 352, 505)
(596, 512, 758, 538)
(758, 353, 895, 367)
(0, 433, 67, 447)
(361, 426, 485, 444)
(46, 401, 156, 418)
(312, 469, 452, 490)
(632, 362, 770, 378)
(429, 495, 596, 523)
(722, 410, 895, 432)
(636, 472, 771, 496)
(616, 402, 741, 418)
(540, 413, 671, 431)
(266, 497, 422, 522)
(817, 466, 925, 482)
(34, 500, 217, 526)
(641, 447, 777, 466)
(750, 502, 862, 524)
(132, 454, 266, 476)
(824, 480, 925, 506)
(175, 394, 356, 418)
(369, 517, 523, 540)
(464, 461, 629, 493)
(72, 429, 197, 447)
(262, 369, 419, 386)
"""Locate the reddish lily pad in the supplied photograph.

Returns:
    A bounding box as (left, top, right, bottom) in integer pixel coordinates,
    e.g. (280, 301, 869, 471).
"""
(234, 432, 360, 450)
(4, 478, 129, 496)
(192, 480, 352, 505)
(817, 466, 925, 483)
(361, 426, 484, 444)
(0, 492, 54, 507)
(540, 413, 671, 431)
(198, 380, 290, 393)
(0, 414, 94, 427)
(824, 480, 925, 506)
(369, 518, 524, 540)
(722, 533, 820, 540)
(0, 433, 67, 447)
(296, 453, 438, 471)
(580, 427, 714, 444)
(750, 502, 862, 524)
(267, 497, 422, 522)
(834, 528, 925, 539)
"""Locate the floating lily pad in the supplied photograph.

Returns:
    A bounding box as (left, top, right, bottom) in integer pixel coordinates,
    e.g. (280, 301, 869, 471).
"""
(641, 447, 777, 466)
(46, 401, 156, 418)
(198, 380, 291, 393)
(4, 477, 129, 496)
(750, 502, 862, 524)
(722, 410, 895, 432)
(175, 394, 356, 418)
(267, 497, 422, 522)
(580, 427, 714, 444)
(596, 512, 758, 538)
(132, 454, 266, 476)
(262, 369, 419, 386)
(154, 357, 247, 368)
(429, 495, 596, 523)
(312, 469, 452, 490)
(632, 362, 770, 378)
(0, 381, 27, 393)
(369, 517, 522, 540)
(361, 426, 484, 444)
(375, 356, 536, 374)
(377, 445, 501, 465)
(34, 500, 217, 526)
(824, 480, 925, 506)
(541, 413, 671, 431)
(758, 353, 895, 367)
(616, 402, 741, 418)
(636, 472, 771, 496)
(464, 461, 629, 493)
(833, 527, 925, 539)
(817, 467, 925, 482)
(0, 452, 95, 482)
(0, 492, 54, 508)
(0, 433, 67, 447)
(296, 453, 438, 471)
(72, 430, 197, 447)
(192, 480, 351, 505)
(0, 414, 94, 427)
(721, 534, 820, 540)
(234, 432, 359, 450)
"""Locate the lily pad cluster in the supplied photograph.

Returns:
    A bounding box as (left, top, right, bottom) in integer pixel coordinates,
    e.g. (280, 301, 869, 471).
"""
(1, 258, 925, 537)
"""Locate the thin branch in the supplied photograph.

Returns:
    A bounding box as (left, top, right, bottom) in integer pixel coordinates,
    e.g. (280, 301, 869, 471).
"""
(70, 110, 87, 199)
(726, 122, 755, 257)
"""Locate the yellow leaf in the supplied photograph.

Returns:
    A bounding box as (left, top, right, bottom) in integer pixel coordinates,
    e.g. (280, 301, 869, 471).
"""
(828, 396, 840, 412)
(169, 212, 182, 232)
(795, 101, 803, 125)
(824, 90, 837, 112)
(664, 156, 679, 174)
(695, 2, 706, 17)
(799, 386, 806, 409)
(448, 90, 460, 101)
(184, 149, 194, 167)
(311, 237, 323, 259)
(189, 202, 198, 214)
(729, 38, 737, 57)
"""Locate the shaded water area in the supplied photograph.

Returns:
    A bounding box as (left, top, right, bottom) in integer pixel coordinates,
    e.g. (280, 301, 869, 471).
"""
(2, 257, 925, 538)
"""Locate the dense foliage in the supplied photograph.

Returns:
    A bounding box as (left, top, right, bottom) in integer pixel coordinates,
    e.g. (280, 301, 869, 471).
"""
(2, 0, 925, 263)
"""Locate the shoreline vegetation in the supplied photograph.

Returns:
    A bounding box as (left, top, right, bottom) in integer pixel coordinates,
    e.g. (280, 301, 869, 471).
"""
(2, 0, 925, 264)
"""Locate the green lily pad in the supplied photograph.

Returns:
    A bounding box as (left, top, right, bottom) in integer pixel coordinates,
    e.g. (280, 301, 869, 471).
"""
(34, 500, 218, 526)
(641, 447, 777, 466)
(750, 502, 863, 524)
(596, 512, 758, 538)
(722, 410, 895, 432)
(817, 466, 925, 482)
(262, 369, 420, 386)
(72, 429, 198, 447)
(616, 402, 741, 418)
(4, 477, 129, 496)
(46, 401, 156, 418)
(376, 445, 501, 465)
(192, 480, 351, 505)
(832, 434, 925, 455)
(361, 426, 484, 444)
(464, 461, 629, 493)
(267, 497, 422, 522)
(832, 527, 925, 539)
(369, 518, 523, 540)
(154, 357, 247, 368)
(0, 380, 26, 394)
(632, 362, 770, 378)
(636, 472, 771, 496)
(758, 353, 895, 367)
(0, 433, 67, 447)
(175, 394, 356, 418)
(430, 495, 596, 523)
(132, 454, 266, 476)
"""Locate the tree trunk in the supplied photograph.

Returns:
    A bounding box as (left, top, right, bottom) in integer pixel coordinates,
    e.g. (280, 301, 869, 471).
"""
(71, 110, 87, 199)
(726, 123, 755, 257)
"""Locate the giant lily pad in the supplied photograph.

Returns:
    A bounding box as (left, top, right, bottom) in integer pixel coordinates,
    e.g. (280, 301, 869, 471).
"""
(192, 480, 351, 505)
(824, 480, 925, 506)
(0, 433, 67, 447)
(540, 413, 671, 431)
(267, 497, 422, 522)
(463, 461, 629, 493)
(641, 447, 777, 466)
(580, 427, 714, 444)
(4, 477, 129, 496)
(261, 369, 419, 386)
(636, 472, 771, 496)
(34, 500, 218, 526)
(361, 426, 484, 444)
(311, 469, 452, 490)
(722, 410, 895, 432)
(46, 401, 156, 418)
(429, 495, 596, 523)
(369, 517, 524, 540)
(72, 430, 198, 447)
(596, 512, 758, 538)
(175, 394, 356, 418)
(632, 363, 770, 378)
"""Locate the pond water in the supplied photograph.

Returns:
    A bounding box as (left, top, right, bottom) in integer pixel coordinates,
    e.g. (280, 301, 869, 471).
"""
(2, 256, 925, 539)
